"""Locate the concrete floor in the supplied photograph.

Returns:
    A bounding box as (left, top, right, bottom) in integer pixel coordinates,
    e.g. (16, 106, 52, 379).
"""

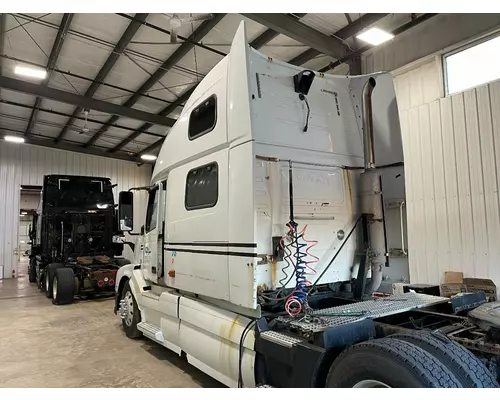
(0, 258, 224, 388)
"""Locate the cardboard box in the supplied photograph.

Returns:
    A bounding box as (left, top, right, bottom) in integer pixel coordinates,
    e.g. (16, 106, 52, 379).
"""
(440, 278, 497, 301)
(445, 271, 464, 284)
(463, 278, 496, 301)
(440, 283, 467, 298)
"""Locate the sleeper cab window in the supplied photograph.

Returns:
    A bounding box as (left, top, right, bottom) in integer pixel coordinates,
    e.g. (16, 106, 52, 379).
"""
(185, 162, 218, 211)
(188, 95, 217, 140)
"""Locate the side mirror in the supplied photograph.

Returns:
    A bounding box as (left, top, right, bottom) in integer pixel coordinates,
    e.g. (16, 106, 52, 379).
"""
(118, 191, 134, 232)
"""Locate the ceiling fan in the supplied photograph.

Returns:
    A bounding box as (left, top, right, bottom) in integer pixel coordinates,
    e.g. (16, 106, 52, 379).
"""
(162, 13, 214, 44)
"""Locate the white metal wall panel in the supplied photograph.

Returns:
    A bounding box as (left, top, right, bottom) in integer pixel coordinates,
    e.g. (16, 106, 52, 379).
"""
(364, 17, 500, 288)
(394, 73, 500, 287)
(475, 85, 500, 273)
(419, 104, 440, 285)
(451, 93, 476, 278)
(440, 97, 462, 272)
(464, 90, 489, 279)
(0, 142, 152, 279)
(429, 100, 451, 272)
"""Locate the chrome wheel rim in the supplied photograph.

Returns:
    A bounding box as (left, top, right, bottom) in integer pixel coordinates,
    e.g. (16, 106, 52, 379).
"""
(45, 273, 49, 292)
(124, 291, 134, 327)
(353, 380, 391, 388)
(53, 277, 58, 299)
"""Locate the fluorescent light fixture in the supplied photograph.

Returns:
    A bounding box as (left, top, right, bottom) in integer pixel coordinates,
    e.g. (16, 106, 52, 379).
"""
(20, 240, 25, 244)
(96, 204, 109, 209)
(21, 212, 27, 215)
(5, 135, 25, 143)
(15, 65, 47, 79)
(356, 27, 394, 46)
(141, 154, 157, 161)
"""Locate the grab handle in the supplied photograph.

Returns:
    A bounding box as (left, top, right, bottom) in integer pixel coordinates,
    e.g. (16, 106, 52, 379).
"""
(400, 200, 407, 256)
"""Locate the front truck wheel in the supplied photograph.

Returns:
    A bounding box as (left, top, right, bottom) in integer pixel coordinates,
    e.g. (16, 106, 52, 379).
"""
(326, 337, 463, 388)
(121, 281, 142, 339)
(52, 268, 75, 305)
(390, 330, 499, 388)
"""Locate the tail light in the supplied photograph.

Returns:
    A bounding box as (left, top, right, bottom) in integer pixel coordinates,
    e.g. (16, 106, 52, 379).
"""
(109, 279, 115, 286)
(97, 280, 104, 287)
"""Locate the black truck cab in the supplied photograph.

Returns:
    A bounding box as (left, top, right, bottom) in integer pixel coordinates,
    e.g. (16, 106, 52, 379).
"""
(29, 175, 130, 305)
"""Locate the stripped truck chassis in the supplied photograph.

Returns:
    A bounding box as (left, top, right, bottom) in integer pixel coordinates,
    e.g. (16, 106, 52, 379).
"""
(38, 257, 124, 305)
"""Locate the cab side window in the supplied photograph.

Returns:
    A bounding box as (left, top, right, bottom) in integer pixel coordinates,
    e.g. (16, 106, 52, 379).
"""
(185, 163, 218, 210)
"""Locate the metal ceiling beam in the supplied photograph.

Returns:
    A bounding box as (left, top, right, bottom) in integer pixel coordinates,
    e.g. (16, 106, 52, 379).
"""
(0, 127, 148, 163)
(249, 13, 306, 49)
(288, 13, 389, 66)
(116, 13, 227, 57)
(0, 75, 176, 126)
(318, 13, 438, 72)
(249, 29, 280, 49)
(0, 13, 7, 102)
(85, 14, 226, 148)
(13, 13, 211, 82)
(137, 138, 163, 157)
(25, 13, 74, 137)
(109, 86, 194, 153)
(0, 13, 6, 77)
(56, 13, 149, 142)
(241, 13, 351, 60)
(0, 53, 171, 106)
(0, 98, 166, 138)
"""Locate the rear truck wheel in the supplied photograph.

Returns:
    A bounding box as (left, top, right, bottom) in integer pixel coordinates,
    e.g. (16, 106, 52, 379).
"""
(120, 280, 142, 339)
(115, 258, 131, 267)
(52, 268, 75, 305)
(326, 337, 462, 388)
(44, 263, 64, 298)
(389, 330, 499, 388)
(28, 258, 37, 283)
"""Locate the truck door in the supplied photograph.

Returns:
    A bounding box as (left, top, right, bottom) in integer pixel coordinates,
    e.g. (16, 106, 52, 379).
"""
(142, 183, 163, 283)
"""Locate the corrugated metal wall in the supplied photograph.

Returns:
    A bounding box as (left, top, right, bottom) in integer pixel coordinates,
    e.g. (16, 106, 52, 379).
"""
(364, 29, 500, 287)
(399, 75, 500, 286)
(0, 142, 152, 278)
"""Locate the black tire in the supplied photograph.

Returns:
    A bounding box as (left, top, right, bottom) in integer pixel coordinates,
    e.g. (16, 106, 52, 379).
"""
(38, 269, 45, 291)
(390, 330, 499, 388)
(44, 263, 64, 298)
(326, 337, 462, 388)
(52, 268, 75, 305)
(121, 280, 142, 339)
(28, 258, 37, 283)
(115, 258, 131, 267)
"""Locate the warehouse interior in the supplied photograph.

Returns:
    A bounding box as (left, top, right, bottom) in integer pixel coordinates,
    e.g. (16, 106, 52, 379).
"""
(1, 12, 500, 388)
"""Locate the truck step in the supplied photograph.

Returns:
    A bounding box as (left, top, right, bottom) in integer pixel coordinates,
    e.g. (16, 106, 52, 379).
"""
(137, 322, 164, 343)
(260, 331, 302, 348)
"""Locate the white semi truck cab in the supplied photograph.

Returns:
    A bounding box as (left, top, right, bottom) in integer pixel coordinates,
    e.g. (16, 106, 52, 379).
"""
(113, 21, 500, 388)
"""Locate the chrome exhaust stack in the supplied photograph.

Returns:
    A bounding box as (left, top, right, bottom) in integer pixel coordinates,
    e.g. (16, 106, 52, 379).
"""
(359, 77, 387, 294)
